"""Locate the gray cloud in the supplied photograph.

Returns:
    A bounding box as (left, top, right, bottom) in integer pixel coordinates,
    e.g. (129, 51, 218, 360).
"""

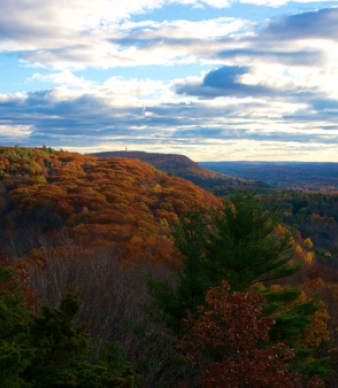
(215, 48, 325, 67)
(1, 86, 338, 152)
(261, 7, 338, 41)
(174, 65, 321, 99)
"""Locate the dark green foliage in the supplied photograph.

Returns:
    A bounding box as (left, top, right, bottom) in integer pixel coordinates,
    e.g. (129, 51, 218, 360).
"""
(0, 265, 135, 388)
(259, 286, 329, 380)
(41, 144, 54, 154)
(147, 192, 329, 381)
(148, 192, 300, 328)
(13, 144, 24, 157)
(147, 209, 211, 329)
(205, 192, 300, 291)
(262, 288, 318, 346)
(0, 265, 32, 388)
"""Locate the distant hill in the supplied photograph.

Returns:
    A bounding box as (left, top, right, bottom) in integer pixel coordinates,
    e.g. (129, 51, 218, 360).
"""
(91, 151, 272, 194)
(200, 161, 338, 192)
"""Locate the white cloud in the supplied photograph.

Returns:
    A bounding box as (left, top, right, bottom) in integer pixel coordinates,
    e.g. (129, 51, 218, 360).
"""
(27, 70, 98, 89)
(2, 16, 252, 69)
(1, 78, 338, 161)
(0, 125, 32, 143)
(1, 2, 338, 161)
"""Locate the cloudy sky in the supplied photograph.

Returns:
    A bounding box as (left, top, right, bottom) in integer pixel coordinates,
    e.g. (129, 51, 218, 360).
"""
(1, 0, 338, 161)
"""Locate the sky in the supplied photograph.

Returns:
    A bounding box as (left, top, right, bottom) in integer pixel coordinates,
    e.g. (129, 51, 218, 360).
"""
(1, 0, 338, 161)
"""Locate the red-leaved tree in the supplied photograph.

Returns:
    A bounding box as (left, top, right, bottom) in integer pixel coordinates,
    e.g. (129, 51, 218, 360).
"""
(178, 281, 312, 388)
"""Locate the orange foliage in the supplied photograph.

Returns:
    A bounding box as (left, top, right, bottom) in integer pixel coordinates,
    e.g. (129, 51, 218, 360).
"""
(3, 147, 221, 266)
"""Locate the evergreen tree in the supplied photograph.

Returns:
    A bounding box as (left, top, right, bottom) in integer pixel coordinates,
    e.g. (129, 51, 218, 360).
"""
(205, 193, 328, 379)
(0, 264, 32, 388)
(205, 191, 300, 291)
(0, 261, 135, 388)
(147, 192, 329, 382)
(147, 209, 210, 329)
(148, 192, 300, 328)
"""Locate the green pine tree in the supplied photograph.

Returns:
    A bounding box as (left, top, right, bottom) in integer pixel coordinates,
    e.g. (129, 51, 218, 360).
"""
(0, 261, 135, 388)
(205, 191, 300, 291)
(147, 209, 211, 329)
(147, 192, 329, 382)
(0, 265, 32, 388)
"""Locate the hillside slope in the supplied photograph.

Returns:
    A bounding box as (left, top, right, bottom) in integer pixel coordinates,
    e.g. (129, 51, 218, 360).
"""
(91, 151, 270, 193)
(0, 146, 221, 264)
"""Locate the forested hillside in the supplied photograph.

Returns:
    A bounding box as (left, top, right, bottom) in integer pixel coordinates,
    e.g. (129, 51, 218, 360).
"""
(0, 146, 220, 262)
(92, 151, 273, 194)
(268, 192, 338, 267)
(1, 146, 338, 387)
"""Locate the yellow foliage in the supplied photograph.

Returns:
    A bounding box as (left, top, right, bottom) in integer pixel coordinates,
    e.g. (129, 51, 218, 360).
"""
(160, 202, 174, 211)
(160, 218, 169, 227)
(304, 237, 314, 251)
(274, 224, 287, 234)
(295, 244, 303, 254)
(152, 183, 162, 193)
(28, 176, 47, 185)
(130, 235, 143, 244)
(270, 284, 284, 293)
(305, 251, 316, 264)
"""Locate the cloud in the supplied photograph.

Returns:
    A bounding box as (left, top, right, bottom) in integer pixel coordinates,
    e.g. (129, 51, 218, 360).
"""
(1, 77, 338, 151)
(174, 65, 313, 99)
(27, 70, 98, 89)
(16, 17, 252, 69)
(0, 1, 336, 71)
(1, 3, 338, 161)
(172, 7, 338, 102)
(215, 48, 324, 67)
(262, 7, 338, 41)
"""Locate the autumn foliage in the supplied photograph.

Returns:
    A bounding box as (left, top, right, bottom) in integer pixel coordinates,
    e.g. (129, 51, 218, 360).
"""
(177, 281, 302, 387)
(0, 146, 221, 266)
(0, 146, 336, 387)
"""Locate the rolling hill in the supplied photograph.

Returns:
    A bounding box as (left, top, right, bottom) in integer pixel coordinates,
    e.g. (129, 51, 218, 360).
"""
(91, 151, 272, 194)
(0, 146, 221, 264)
(200, 161, 338, 192)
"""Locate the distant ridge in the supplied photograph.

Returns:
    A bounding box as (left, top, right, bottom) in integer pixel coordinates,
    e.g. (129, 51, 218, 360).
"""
(91, 151, 229, 179)
(200, 161, 338, 192)
(91, 151, 271, 193)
